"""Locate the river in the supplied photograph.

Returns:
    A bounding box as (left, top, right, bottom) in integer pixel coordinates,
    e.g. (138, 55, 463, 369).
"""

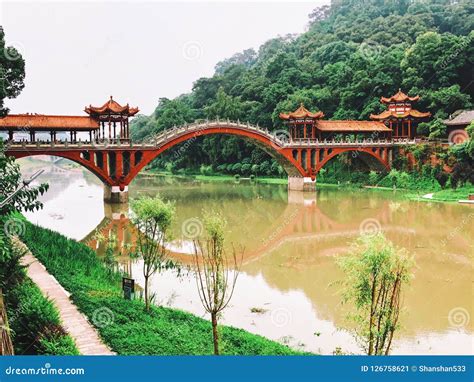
(21, 158, 473, 355)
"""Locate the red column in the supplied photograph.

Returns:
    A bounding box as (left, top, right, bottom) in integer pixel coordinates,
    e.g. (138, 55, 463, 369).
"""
(306, 149, 311, 173)
(103, 152, 108, 176)
(116, 151, 123, 179)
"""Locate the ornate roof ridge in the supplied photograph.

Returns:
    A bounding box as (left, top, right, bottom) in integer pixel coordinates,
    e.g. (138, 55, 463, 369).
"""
(279, 103, 324, 120)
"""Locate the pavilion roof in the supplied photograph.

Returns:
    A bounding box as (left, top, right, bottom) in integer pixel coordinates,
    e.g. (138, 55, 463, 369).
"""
(381, 89, 420, 104)
(279, 103, 324, 120)
(0, 114, 99, 130)
(370, 109, 431, 120)
(85, 96, 139, 116)
(443, 110, 474, 126)
(315, 120, 391, 132)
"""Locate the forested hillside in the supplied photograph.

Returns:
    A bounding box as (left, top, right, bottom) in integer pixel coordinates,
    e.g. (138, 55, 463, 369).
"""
(131, 0, 473, 176)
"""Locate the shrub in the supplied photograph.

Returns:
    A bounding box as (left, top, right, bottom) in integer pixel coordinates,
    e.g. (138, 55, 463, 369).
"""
(18, 221, 300, 355)
(199, 164, 213, 176)
(6, 277, 78, 355)
(241, 163, 251, 175)
(231, 163, 242, 174)
(369, 171, 378, 185)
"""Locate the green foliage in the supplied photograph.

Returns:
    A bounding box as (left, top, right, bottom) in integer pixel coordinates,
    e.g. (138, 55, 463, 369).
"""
(130, 1, 472, 175)
(131, 196, 176, 311)
(0, 141, 49, 215)
(132, 196, 175, 235)
(0, 217, 25, 291)
(0, 142, 74, 354)
(199, 165, 213, 176)
(427, 119, 447, 139)
(19, 221, 299, 355)
(6, 277, 79, 355)
(203, 210, 227, 247)
(0, 27, 26, 116)
(1, 230, 78, 355)
(369, 171, 379, 185)
(336, 233, 414, 355)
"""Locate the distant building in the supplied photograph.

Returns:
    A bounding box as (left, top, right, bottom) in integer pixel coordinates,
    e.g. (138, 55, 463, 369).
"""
(443, 110, 473, 144)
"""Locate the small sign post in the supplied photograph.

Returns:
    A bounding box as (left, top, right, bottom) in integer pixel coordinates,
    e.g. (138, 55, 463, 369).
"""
(122, 277, 135, 300)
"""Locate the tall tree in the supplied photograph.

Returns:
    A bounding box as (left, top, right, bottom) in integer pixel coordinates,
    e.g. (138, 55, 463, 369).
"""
(336, 233, 414, 355)
(0, 27, 25, 116)
(193, 212, 241, 355)
(131, 196, 175, 311)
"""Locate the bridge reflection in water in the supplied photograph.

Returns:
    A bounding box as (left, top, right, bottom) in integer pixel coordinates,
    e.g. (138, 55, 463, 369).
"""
(82, 189, 412, 266)
(77, 179, 472, 355)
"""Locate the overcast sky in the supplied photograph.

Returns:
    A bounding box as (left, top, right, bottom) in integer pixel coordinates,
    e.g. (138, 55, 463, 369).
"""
(0, 1, 325, 116)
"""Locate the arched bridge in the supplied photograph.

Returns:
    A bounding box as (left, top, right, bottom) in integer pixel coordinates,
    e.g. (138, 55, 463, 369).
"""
(4, 120, 398, 202)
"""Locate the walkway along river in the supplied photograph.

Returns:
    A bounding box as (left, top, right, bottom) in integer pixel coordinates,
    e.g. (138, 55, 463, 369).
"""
(22, 159, 473, 355)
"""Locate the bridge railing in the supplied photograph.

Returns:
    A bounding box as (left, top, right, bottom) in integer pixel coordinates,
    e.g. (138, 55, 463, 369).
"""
(288, 138, 397, 147)
(146, 119, 282, 147)
(5, 120, 424, 150)
(392, 138, 418, 145)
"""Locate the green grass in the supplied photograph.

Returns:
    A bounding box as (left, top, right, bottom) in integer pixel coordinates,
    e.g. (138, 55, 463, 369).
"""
(407, 185, 474, 202)
(431, 186, 474, 201)
(19, 220, 302, 355)
(143, 170, 289, 185)
(5, 276, 79, 355)
(195, 175, 289, 185)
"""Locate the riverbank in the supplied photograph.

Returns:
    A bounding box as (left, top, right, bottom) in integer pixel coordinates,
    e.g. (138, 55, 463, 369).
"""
(141, 170, 289, 185)
(19, 219, 302, 355)
(3, 236, 78, 355)
(404, 186, 474, 203)
(140, 170, 473, 203)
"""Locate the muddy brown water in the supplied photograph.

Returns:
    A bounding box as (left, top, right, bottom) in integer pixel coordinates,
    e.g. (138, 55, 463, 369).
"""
(22, 159, 473, 355)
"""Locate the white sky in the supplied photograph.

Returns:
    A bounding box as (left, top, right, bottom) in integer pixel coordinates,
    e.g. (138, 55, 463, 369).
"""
(0, 1, 325, 116)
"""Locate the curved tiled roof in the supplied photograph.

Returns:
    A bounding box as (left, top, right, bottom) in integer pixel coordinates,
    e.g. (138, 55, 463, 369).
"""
(381, 89, 420, 104)
(444, 110, 474, 126)
(370, 109, 431, 120)
(280, 103, 324, 120)
(0, 114, 99, 130)
(85, 96, 139, 116)
(316, 120, 391, 132)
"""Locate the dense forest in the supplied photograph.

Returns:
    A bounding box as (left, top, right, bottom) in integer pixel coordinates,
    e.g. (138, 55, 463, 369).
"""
(130, 0, 473, 177)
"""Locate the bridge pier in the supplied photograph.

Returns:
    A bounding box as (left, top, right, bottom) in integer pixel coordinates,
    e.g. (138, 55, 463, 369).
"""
(287, 176, 316, 192)
(103, 185, 129, 204)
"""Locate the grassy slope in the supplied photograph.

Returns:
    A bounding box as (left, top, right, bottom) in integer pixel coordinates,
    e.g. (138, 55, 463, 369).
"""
(19, 220, 300, 355)
(5, 276, 79, 355)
